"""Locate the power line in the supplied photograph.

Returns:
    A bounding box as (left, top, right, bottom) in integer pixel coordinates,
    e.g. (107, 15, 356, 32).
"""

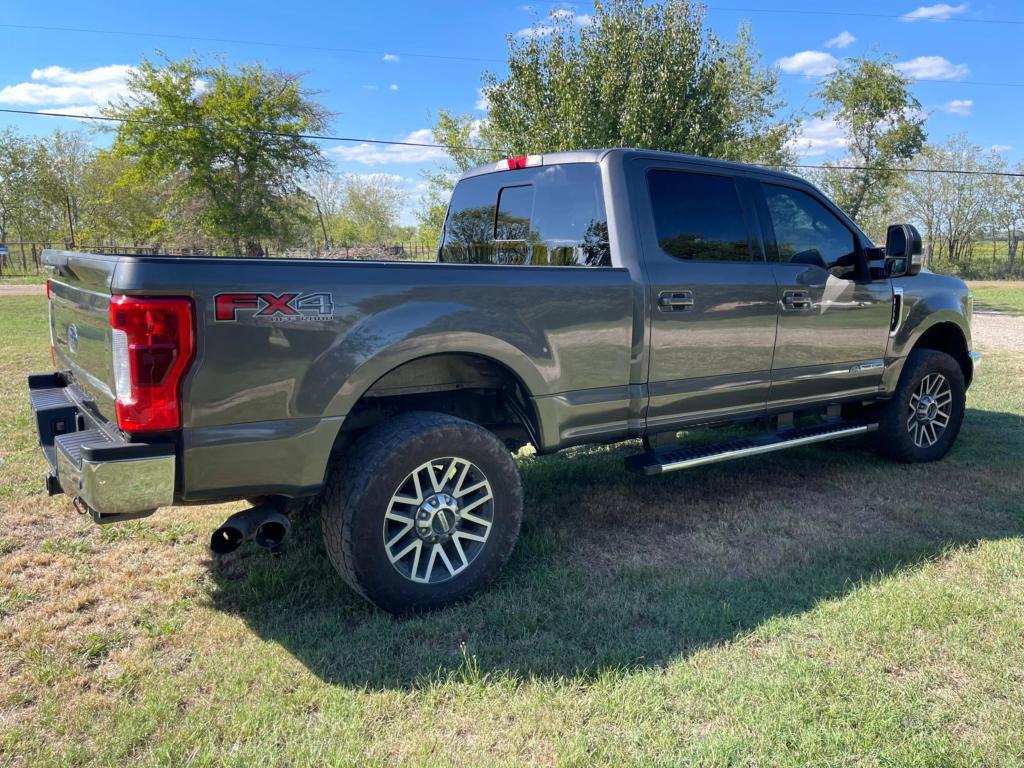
(0, 22, 505, 64)
(704, 4, 1024, 25)
(3, 107, 1021, 179)
(1, 21, 1022, 88)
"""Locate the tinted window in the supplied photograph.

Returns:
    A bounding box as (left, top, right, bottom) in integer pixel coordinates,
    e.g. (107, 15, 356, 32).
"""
(495, 185, 533, 240)
(440, 164, 611, 267)
(762, 184, 856, 274)
(648, 170, 751, 262)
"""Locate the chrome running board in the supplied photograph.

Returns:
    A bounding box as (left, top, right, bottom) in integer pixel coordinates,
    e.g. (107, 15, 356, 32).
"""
(625, 422, 878, 476)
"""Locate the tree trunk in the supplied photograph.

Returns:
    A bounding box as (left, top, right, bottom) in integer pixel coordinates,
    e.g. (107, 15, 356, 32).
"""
(244, 240, 265, 258)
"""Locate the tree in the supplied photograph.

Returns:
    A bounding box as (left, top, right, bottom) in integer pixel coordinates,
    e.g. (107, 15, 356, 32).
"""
(430, 0, 791, 199)
(106, 55, 329, 256)
(0, 129, 34, 244)
(814, 55, 926, 222)
(334, 174, 407, 245)
(80, 150, 168, 246)
(29, 129, 93, 246)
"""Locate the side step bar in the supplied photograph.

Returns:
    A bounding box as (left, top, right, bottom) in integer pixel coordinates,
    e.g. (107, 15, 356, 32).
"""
(625, 422, 878, 476)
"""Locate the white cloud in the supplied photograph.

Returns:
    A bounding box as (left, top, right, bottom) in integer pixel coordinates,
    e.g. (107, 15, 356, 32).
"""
(388, 84, 399, 92)
(475, 87, 489, 111)
(824, 30, 856, 49)
(786, 117, 847, 157)
(361, 84, 378, 91)
(776, 51, 839, 76)
(902, 3, 968, 21)
(896, 55, 969, 80)
(0, 64, 134, 110)
(331, 128, 449, 165)
(517, 25, 555, 38)
(382, 53, 400, 62)
(937, 98, 973, 115)
(989, 144, 1013, 153)
(518, 7, 593, 37)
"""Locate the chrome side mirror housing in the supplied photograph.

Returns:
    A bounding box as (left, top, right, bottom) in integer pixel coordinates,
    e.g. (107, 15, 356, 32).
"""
(885, 223, 924, 277)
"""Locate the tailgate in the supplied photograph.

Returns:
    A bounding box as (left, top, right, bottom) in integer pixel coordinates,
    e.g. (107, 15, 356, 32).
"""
(46, 250, 119, 423)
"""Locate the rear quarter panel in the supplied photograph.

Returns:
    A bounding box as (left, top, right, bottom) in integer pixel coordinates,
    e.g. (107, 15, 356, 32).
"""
(109, 257, 634, 499)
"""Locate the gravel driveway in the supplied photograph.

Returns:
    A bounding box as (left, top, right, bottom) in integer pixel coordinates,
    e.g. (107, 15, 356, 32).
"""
(973, 311, 1023, 353)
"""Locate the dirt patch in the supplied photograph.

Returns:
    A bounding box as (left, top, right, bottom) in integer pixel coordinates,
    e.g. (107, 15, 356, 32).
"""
(0, 285, 45, 297)
(972, 312, 1024, 352)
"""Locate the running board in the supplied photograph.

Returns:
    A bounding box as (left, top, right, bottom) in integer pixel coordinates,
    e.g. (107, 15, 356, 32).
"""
(625, 422, 878, 476)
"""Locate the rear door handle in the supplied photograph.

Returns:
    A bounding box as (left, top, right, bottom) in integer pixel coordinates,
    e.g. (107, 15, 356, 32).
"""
(658, 290, 694, 312)
(781, 290, 812, 311)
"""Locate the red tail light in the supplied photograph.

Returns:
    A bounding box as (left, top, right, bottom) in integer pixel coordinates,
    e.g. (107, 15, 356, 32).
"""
(45, 279, 52, 300)
(109, 295, 194, 432)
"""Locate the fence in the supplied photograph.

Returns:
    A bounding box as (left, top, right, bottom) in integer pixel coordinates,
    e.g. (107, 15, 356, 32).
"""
(0, 242, 439, 276)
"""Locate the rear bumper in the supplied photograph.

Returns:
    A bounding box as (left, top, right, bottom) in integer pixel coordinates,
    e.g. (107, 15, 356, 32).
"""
(28, 372, 176, 522)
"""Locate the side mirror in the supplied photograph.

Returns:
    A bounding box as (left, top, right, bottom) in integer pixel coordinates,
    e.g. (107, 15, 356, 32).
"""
(885, 223, 923, 277)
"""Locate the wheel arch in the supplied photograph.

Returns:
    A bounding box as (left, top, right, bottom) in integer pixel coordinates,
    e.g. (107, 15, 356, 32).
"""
(911, 321, 973, 387)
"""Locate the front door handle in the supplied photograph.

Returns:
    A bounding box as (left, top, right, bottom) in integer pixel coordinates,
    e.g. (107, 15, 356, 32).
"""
(658, 290, 694, 312)
(781, 290, 812, 311)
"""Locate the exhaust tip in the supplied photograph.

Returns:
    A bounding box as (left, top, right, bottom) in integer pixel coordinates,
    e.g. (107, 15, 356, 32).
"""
(210, 526, 245, 555)
(254, 519, 289, 551)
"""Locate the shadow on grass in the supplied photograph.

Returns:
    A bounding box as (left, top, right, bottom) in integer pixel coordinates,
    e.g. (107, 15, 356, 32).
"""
(208, 406, 1024, 689)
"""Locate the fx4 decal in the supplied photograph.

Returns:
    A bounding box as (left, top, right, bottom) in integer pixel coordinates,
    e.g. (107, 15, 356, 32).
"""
(214, 292, 334, 322)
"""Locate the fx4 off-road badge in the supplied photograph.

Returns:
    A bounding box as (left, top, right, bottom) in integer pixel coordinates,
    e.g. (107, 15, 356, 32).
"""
(214, 292, 334, 322)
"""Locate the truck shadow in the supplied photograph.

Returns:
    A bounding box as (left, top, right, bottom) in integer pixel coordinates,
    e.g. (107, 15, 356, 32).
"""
(208, 406, 1024, 690)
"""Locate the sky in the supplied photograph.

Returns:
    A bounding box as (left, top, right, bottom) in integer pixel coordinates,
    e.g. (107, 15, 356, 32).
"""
(1, 1, 1021, 224)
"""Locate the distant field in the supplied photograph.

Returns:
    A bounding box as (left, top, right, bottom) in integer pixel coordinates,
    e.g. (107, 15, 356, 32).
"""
(969, 282, 1024, 315)
(2, 290, 1024, 765)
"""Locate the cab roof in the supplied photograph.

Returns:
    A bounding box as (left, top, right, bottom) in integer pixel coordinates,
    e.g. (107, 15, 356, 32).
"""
(458, 147, 805, 184)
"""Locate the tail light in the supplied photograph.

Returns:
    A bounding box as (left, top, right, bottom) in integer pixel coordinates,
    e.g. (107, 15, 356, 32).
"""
(109, 295, 194, 432)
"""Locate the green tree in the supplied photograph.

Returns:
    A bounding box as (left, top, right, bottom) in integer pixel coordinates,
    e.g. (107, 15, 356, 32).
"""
(106, 56, 329, 256)
(814, 55, 926, 222)
(433, 0, 790, 173)
(0, 129, 34, 244)
(80, 150, 168, 246)
(334, 173, 407, 245)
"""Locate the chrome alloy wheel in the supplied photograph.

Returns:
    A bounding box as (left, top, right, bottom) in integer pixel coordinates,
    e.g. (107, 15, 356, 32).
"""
(383, 457, 494, 584)
(907, 372, 953, 448)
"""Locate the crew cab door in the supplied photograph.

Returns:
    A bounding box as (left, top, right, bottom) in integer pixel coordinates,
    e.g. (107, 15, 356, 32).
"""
(753, 180, 892, 408)
(634, 161, 779, 430)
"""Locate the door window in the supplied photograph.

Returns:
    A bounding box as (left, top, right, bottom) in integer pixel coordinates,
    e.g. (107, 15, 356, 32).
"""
(762, 184, 857, 276)
(647, 170, 752, 262)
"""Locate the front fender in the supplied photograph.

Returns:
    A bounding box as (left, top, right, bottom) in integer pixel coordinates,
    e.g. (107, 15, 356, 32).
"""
(882, 273, 971, 394)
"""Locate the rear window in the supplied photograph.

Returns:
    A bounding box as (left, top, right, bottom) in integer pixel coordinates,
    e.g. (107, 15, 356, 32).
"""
(440, 163, 611, 267)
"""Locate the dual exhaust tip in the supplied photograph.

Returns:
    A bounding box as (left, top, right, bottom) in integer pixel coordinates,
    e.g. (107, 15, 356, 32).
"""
(210, 504, 291, 555)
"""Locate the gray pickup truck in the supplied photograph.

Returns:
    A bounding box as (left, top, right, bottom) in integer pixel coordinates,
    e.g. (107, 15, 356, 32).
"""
(29, 148, 979, 613)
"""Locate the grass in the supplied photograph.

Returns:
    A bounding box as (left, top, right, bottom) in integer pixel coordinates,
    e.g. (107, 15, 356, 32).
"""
(968, 281, 1024, 315)
(2, 293, 1024, 766)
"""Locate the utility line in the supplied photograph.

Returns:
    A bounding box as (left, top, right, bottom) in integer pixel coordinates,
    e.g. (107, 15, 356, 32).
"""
(3, 107, 1021, 179)
(0, 21, 1022, 87)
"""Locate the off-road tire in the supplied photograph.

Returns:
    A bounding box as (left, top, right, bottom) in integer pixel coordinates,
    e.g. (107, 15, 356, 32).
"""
(319, 412, 523, 614)
(876, 349, 966, 463)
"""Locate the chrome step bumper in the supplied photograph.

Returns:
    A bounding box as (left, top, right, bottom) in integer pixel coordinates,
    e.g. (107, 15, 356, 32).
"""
(28, 372, 176, 522)
(626, 422, 878, 476)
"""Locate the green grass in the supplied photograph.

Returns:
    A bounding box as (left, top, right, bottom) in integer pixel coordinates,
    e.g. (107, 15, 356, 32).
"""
(2, 294, 1024, 765)
(968, 282, 1024, 315)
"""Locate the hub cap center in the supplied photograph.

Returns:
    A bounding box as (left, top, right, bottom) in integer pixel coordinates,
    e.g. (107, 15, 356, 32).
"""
(416, 493, 460, 541)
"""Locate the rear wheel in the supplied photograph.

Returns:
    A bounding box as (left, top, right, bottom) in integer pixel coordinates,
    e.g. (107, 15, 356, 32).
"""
(319, 412, 523, 614)
(876, 349, 965, 463)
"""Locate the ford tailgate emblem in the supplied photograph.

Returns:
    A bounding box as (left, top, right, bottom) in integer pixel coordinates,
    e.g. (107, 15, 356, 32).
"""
(67, 323, 79, 354)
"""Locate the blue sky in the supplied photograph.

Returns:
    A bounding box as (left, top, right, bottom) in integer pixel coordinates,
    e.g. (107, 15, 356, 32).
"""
(1, 1, 1020, 223)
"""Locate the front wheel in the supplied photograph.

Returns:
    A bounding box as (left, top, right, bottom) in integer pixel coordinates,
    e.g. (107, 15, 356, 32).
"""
(875, 349, 966, 463)
(319, 412, 523, 614)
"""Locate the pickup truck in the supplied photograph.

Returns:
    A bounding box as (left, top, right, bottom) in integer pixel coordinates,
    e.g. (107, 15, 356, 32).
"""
(29, 148, 980, 613)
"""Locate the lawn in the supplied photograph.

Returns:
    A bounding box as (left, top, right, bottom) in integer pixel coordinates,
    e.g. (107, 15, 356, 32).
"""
(968, 281, 1024, 315)
(2, 294, 1024, 766)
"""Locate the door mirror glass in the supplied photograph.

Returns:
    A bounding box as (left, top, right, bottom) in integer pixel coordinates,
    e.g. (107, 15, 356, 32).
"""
(885, 223, 923, 277)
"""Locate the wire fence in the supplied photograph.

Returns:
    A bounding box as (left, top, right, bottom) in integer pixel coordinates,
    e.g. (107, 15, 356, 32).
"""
(0, 241, 439, 276)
